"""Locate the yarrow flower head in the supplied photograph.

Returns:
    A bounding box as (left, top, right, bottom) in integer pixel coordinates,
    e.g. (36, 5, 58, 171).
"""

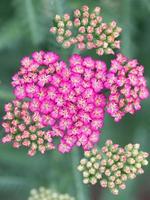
(9, 51, 107, 154)
(50, 5, 122, 56)
(105, 53, 149, 122)
(78, 140, 149, 195)
(28, 187, 75, 200)
(2, 100, 55, 156)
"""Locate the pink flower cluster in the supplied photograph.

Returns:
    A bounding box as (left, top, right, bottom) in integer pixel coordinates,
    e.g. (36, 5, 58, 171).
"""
(2, 100, 55, 156)
(105, 54, 149, 122)
(2, 51, 149, 155)
(50, 5, 122, 56)
(3, 51, 107, 154)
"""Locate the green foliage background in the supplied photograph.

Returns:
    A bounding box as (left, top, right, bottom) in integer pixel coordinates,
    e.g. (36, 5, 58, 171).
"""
(0, 0, 150, 200)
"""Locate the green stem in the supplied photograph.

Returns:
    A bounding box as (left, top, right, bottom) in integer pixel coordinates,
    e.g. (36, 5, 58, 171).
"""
(121, 0, 134, 57)
(71, 148, 88, 200)
(24, 0, 40, 45)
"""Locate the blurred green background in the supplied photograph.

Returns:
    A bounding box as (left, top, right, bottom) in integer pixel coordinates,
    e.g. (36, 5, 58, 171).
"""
(0, 0, 150, 200)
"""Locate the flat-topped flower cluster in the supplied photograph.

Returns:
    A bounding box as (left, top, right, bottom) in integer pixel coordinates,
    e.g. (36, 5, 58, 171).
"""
(1, 51, 149, 155)
(106, 54, 149, 121)
(78, 140, 149, 195)
(2, 100, 55, 156)
(50, 5, 122, 55)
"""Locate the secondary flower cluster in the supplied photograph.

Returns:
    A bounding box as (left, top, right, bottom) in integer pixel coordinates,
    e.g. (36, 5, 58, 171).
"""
(2, 51, 108, 154)
(28, 187, 75, 200)
(50, 5, 122, 55)
(2, 100, 55, 156)
(78, 140, 149, 195)
(105, 54, 149, 122)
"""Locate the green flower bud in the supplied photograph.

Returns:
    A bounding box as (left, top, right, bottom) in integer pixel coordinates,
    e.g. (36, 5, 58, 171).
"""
(80, 158, 87, 165)
(115, 178, 122, 185)
(105, 169, 111, 176)
(84, 151, 91, 158)
(125, 144, 133, 151)
(83, 171, 89, 178)
(134, 144, 140, 149)
(89, 168, 96, 175)
(128, 173, 136, 180)
(111, 188, 119, 195)
(100, 179, 107, 188)
(77, 165, 84, 171)
(142, 159, 148, 166)
(83, 178, 89, 184)
(86, 161, 92, 168)
(127, 158, 135, 165)
(108, 181, 115, 189)
(90, 177, 97, 185)
(78, 140, 148, 196)
(121, 174, 127, 181)
(109, 176, 116, 182)
(93, 162, 100, 169)
(135, 163, 142, 169)
(132, 149, 139, 157)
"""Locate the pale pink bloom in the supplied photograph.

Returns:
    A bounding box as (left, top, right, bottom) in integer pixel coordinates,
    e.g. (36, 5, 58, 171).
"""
(2, 135, 12, 143)
(69, 54, 83, 66)
(25, 84, 39, 98)
(14, 86, 26, 99)
(40, 100, 53, 114)
(58, 143, 70, 153)
(43, 52, 59, 65)
(21, 57, 32, 68)
(32, 51, 44, 64)
(76, 135, 87, 146)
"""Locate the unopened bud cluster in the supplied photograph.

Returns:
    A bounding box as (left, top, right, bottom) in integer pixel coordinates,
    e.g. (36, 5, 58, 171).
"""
(50, 5, 122, 56)
(2, 100, 55, 156)
(28, 187, 75, 200)
(78, 140, 149, 195)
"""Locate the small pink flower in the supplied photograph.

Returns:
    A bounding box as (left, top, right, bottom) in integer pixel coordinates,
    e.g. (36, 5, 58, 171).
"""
(69, 54, 83, 66)
(38, 74, 51, 87)
(2, 135, 12, 143)
(43, 52, 59, 65)
(89, 131, 100, 143)
(21, 57, 32, 68)
(58, 142, 72, 153)
(29, 98, 40, 112)
(14, 86, 26, 99)
(91, 78, 103, 92)
(40, 100, 53, 114)
(83, 57, 95, 69)
(32, 51, 45, 64)
(47, 86, 57, 100)
(26, 84, 39, 98)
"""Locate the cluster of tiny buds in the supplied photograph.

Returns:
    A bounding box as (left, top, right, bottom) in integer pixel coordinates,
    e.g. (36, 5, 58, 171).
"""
(50, 5, 122, 56)
(77, 148, 102, 185)
(77, 140, 149, 195)
(2, 100, 55, 156)
(28, 187, 75, 200)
